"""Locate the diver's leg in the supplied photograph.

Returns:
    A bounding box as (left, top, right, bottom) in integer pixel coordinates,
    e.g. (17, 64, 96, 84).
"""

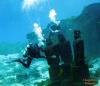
(25, 57, 32, 68)
(15, 58, 32, 68)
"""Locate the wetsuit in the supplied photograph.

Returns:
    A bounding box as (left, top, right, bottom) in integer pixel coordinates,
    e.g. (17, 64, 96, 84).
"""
(16, 44, 44, 68)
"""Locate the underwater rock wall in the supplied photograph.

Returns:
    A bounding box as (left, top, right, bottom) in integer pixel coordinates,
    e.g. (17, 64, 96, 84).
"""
(73, 3, 100, 57)
(66, 3, 100, 57)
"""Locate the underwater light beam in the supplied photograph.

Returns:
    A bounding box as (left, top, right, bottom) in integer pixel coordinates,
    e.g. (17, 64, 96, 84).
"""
(22, 0, 47, 11)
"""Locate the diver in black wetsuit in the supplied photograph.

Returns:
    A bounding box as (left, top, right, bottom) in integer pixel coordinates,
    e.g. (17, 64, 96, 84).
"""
(44, 23, 61, 66)
(44, 22, 72, 81)
(45, 22, 72, 66)
(15, 43, 44, 68)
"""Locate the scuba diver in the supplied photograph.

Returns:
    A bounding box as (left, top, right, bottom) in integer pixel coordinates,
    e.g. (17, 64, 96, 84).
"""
(14, 23, 46, 68)
(43, 23, 60, 67)
(44, 22, 72, 81)
(14, 43, 44, 68)
(45, 22, 72, 66)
